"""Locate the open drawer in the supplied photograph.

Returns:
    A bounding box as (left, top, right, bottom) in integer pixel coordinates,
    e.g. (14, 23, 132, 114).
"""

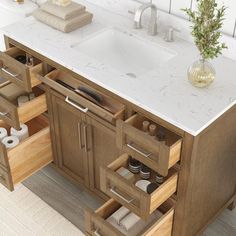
(85, 198, 175, 236)
(0, 115, 53, 191)
(38, 70, 125, 125)
(100, 153, 178, 219)
(0, 85, 47, 130)
(117, 114, 182, 176)
(0, 47, 43, 92)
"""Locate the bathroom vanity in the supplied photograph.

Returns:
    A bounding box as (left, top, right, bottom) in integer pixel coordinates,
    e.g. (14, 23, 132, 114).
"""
(0, 3, 236, 236)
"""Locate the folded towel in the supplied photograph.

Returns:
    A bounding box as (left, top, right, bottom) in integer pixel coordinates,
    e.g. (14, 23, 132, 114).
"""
(110, 206, 130, 225)
(41, 1, 86, 20)
(120, 212, 141, 231)
(52, 0, 71, 7)
(107, 210, 163, 236)
(33, 9, 93, 33)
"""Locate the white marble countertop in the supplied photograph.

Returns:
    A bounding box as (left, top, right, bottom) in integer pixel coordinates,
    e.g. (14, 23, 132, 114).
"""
(1, 0, 236, 136)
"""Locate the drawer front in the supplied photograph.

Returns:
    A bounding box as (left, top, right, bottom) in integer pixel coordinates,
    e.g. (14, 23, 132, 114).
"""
(100, 154, 178, 219)
(0, 96, 20, 128)
(0, 116, 53, 191)
(0, 167, 14, 191)
(0, 48, 30, 92)
(85, 199, 175, 236)
(38, 70, 125, 125)
(117, 115, 182, 176)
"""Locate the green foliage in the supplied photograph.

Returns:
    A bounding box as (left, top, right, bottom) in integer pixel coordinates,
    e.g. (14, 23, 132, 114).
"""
(182, 0, 227, 60)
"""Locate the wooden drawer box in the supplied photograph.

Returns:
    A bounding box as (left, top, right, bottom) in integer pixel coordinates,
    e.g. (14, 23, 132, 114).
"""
(100, 154, 178, 219)
(117, 114, 182, 176)
(38, 70, 125, 125)
(0, 47, 43, 92)
(0, 86, 47, 130)
(85, 198, 174, 236)
(0, 115, 53, 191)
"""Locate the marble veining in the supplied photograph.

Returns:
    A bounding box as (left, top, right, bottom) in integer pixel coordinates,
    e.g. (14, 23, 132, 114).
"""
(1, 0, 236, 136)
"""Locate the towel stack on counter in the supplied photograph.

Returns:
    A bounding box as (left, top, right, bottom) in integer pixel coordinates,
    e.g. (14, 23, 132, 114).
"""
(33, 0, 93, 33)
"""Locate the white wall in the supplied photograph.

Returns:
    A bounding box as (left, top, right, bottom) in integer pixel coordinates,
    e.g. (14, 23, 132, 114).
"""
(86, 0, 236, 37)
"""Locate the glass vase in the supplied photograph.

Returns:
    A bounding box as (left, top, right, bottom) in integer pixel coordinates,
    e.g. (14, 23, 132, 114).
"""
(188, 59, 216, 88)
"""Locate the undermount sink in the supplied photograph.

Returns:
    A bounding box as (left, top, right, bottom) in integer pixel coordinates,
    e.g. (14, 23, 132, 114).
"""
(71, 28, 177, 77)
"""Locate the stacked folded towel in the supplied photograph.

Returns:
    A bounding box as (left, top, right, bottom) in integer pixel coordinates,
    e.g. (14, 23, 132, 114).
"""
(33, 1, 93, 33)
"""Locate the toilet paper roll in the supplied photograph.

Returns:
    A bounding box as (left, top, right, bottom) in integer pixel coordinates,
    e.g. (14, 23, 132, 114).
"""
(10, 124, 29, 142)
(17, 95, 29, 107)
(2, 136, 20, 149)
(0, 128, 8, 141)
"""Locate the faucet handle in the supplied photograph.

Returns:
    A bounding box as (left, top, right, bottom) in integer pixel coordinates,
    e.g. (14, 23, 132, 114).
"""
(164, 27, 180, 42)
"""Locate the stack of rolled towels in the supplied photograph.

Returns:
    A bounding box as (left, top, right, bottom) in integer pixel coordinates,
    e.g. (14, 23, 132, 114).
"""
(33, 0, 93, 33)
(0, 124, 29, 149)
(106, 206, 163, 235)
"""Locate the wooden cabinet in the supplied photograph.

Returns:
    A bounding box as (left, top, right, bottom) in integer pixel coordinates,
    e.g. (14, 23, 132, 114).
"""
(50, 90, 119, 196)
(50, 91, 90, 187)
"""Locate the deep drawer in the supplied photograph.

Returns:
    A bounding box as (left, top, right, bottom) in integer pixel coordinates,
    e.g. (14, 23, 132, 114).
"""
(85, 198, 175, 236)
(0, 115, 53, 191)
(100, 153, 178, 219)
(117, 114, 182, 176)
(38, 70, 125, 125)
(0, 85, 47, 130)
(0, 47, 42, 92)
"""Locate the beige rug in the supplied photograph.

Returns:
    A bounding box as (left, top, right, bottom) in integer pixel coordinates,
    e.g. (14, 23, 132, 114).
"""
(0, 183, 84, 236)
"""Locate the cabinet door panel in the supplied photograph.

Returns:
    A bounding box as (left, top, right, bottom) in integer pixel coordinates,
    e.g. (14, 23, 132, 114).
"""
(51, 92, 89, 187)
(86, 117, 120, 199)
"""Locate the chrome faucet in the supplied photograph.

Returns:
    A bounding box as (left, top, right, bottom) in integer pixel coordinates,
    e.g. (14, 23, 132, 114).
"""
(133, 2, 158, 36)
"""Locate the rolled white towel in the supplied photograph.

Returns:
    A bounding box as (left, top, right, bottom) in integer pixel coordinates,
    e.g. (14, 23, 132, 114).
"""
(110, 206, 130, 225)
(120, 212, 141, 231)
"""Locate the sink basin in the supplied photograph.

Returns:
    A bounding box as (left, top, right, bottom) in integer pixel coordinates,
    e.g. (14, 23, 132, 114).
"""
(71, 28, 177, 77)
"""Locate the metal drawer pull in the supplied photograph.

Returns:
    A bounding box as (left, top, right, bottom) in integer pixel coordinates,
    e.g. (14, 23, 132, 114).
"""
(110, 187, 134, 203)
(127, 143, 151, 158)
(78, 122, 84, 149)
(83, 124, 88, 152)
(1, 67, 20, 78)
(0, 111, 8, 116)
(94, 229, 101, 236)
(65, 96, 88, 113)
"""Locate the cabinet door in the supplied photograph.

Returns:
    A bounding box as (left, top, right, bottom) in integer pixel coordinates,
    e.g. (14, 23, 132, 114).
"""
(86, 117, 120, 199)
(51, 92, 89, 187)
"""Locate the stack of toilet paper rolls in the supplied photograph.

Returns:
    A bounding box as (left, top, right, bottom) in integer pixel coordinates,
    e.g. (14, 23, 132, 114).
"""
(0, 124, 29, 149)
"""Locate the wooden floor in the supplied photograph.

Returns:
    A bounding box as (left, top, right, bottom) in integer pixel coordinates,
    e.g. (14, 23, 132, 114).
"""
(23, 166, 236, 236)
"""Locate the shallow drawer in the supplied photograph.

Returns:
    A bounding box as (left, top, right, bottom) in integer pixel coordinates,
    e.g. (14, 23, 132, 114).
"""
(0, 86, 47, 130)
(0, 47, 43, 92)
(38, 70, 125, 125)
(85, 198, 174, 236)
(117, 114, 182, 176)
(100, 153, 178, 219)
(0, 115, 53, 191)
